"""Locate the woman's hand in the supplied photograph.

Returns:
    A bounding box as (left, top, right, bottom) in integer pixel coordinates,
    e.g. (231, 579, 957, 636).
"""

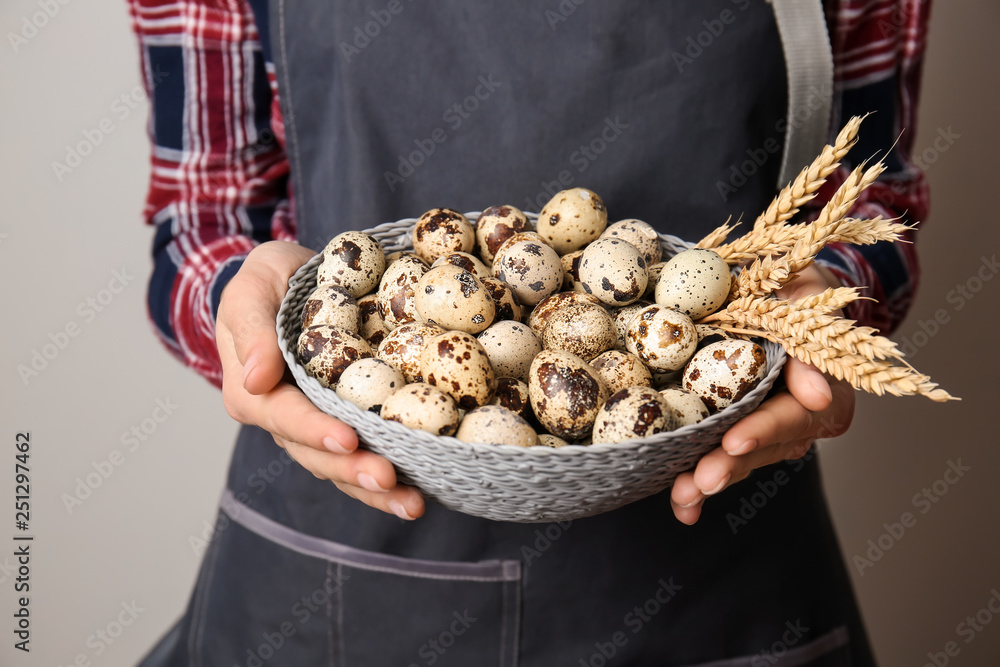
(669, 264, 856, 524)
(215, 241, 425, 520)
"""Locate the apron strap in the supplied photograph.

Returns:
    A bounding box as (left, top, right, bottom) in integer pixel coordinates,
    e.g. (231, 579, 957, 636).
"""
(769, 0, 834, 187)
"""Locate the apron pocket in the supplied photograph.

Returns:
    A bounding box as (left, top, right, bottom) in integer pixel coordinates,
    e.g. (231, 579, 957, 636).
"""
(217, 490, 522, 667)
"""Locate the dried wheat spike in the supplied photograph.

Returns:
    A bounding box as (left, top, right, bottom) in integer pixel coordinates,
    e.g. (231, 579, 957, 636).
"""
(711, 115, 865, 259)
(696, 217, 738, 249)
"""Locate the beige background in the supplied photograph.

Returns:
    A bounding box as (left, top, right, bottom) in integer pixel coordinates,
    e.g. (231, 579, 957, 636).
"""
(0, 1, 997, 665)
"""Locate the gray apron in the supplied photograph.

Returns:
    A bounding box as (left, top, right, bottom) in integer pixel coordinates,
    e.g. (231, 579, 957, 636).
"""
(141, 2, 875, 665)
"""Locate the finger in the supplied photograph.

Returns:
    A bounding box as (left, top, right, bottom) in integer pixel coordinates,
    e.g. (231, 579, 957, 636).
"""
(218, 242, 314, 394)
(721, 391, 815, 456)
(256, 382, 360, 454)
(784, 357, 832, 412)
(691, 438, 812, 496)
(282, 442, 425, 520)
(281, 437, 394, 490)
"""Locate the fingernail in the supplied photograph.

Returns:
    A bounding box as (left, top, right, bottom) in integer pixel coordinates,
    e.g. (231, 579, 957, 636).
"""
(357, 472, 387, 493)
(703, 474, 731, 496)
(241, 354, 260, 388)
(729, 439, 756, 456)
(679, 494, 704, 509)
(322, 436, 350, 454)
(389, 499, 414, 521)
(808, 371, 833, 402)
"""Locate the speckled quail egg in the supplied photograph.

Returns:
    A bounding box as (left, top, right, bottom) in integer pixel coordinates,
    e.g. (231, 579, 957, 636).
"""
(385, 250, 422, 267)
(601, 219, 662, 266)
(414, 265, 495, 334)
(526, 291, 603, 337)
(488, 377, 534, 424)
(456, 406, 538, 448)
(536, 188, 608, 254)
(432, 251, 491, 281)
(541, 304, 616, 361)
(644, 262, 666, 298)
(654, 248, 731, 320)
(528, 350, 609, 440)
(336, 358, 405, 413)
(420, 331, 497, 410)
(492, 239, 563, 306)
(477, 320, 541, 382)
(475, 205, 529, 264)
(589, 350, 653, 395)
(376, 254, 429, 330)
(649, 368, 684, 388)
(609, 300, 653, 350)
(412, 208, 475, 264)
(560, 250, 585, 291)
(317, 231, 386, 298)
(659, 386, 710, 427)
(357, 293, 390, 349)
(683, 339, 768, 413)
(300, 285, 359, 332)
(695, 324, 736, 349)
(297, 325, 373, 388)
(480, 277, 522, 322)
(381, 383, 459, 436)
(625, 305, 698, 371)
(376, 321, 445, 383)
(592, 386, 676, 444)
(537, 434, 569, 448)
(578, 238, 648, 306)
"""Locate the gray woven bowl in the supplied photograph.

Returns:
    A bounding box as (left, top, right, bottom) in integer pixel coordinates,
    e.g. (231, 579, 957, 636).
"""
(277, 213, 786, 523)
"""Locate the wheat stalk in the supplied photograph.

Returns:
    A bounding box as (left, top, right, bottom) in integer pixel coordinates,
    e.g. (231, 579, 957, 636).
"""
(709, 116, 865, 259)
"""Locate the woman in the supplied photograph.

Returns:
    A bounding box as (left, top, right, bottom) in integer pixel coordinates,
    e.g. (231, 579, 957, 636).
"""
(129, 1, 930, 663)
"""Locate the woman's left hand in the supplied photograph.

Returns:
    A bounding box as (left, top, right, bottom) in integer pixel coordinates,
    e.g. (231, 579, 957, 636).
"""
(669, 264, 857, 524)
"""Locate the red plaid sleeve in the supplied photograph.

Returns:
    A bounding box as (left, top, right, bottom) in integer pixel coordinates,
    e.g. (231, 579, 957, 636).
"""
(811, 0, 932, 333)
(126, 0, 293, 387)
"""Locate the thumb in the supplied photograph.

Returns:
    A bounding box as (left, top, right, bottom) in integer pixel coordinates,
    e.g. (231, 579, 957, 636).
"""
(217, 241, 315, 395)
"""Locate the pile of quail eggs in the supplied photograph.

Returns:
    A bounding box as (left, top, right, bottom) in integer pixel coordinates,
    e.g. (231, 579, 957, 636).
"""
(296, 188, 769, 448)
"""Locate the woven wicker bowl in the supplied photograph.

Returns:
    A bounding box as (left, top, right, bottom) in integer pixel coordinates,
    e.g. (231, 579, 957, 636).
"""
(277, 213, 786, 523)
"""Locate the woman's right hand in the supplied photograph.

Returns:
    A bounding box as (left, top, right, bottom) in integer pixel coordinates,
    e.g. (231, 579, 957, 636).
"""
(215, 241, 425, 520)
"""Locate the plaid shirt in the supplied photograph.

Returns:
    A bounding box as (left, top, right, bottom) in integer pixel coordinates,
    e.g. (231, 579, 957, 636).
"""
(126, 0, 931, 387)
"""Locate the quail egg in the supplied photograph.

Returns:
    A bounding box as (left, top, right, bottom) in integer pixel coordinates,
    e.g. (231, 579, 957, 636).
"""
(609, 300, 653, 350)
(376, 253, 429, 330)
(297, 325, 373, 388)
(381, 383, 459, 436)
(536, 188, 608, 254)
(317, 231, 386, 298)
(412, 208, 475, 264)
(300, 284, 359, 332)
(541, 304, 616, 361)
(654, 248, 731, 320)
(528, 349, 609, 440)
(560, 250, 585, 291)
(432, 251, 491, 281)
(591, 386, 676, 444)
(475, 205, 529, 264)
(480, 277, 522, 322)
(492, 239, 563, 306)
(336, 358, 405, 413)
(644, 262, 666, 298)
(376, 321, 445, 383)
(456, 406, 538, 448)
(477, 320, 541, 382)
(658, 386, 710, 427)
(488, 377, 534, 424)
(357, 293, 390, 349)
(625, 305, 698, 371)
(589, 349, 653, 395)
(578, 238, 648, 306)
(414, 265, 496, 334)
(601, 219, 662, 266)
(420, 331, 497, 410)
(537, 434, 569, 448)
(682, 339, 768, 413)
(526, 291, 603, 337)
